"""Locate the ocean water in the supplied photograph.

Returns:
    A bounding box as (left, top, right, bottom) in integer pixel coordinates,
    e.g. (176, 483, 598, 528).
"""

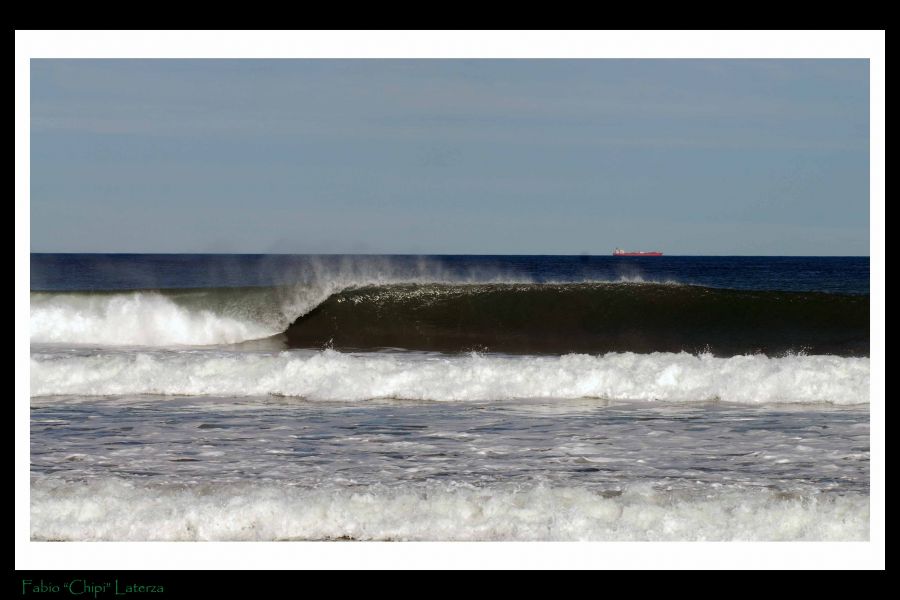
(29, 254, 870, 541)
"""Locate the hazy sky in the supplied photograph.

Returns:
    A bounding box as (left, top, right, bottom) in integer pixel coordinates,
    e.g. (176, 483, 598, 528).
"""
(30, 59, 869, 255)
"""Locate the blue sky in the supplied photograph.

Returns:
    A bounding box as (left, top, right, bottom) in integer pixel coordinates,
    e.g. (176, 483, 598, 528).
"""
(30, 60, 869, 255)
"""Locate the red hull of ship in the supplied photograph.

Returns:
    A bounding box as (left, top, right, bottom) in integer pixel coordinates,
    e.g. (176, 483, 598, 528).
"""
(613, 252, 663, 256)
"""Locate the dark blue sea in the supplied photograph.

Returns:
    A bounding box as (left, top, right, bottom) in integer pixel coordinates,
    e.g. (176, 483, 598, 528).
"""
(31, 254, 869, 294)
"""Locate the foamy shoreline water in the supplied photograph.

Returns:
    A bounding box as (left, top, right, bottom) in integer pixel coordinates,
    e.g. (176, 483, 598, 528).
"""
(31, 478, 869, 541)
(31, 391, 870, 541)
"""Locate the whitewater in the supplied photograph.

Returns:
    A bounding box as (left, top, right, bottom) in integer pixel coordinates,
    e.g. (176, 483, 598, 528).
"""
(31, 348, 868, 405)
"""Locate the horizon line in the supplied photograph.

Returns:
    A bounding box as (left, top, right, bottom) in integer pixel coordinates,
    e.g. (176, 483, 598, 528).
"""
(29, 252, 872, 258)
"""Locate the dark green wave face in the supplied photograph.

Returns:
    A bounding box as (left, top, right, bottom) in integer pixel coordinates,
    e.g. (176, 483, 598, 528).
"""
(285, 283, 869, 356)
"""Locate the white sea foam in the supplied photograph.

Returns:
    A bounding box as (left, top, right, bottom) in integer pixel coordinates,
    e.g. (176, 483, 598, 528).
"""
(30, 349, 869, 404)
(30, 292, 278, 346)
(30, 477, 869, 541)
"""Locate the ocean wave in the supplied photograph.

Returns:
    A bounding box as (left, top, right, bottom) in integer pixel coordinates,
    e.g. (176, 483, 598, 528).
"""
(31, 281, 868, 356)
(30, 349, 869, 405)
(30, 477, 869, 541)
(29, 290, 283, 347)
(287, 283, 868, 356)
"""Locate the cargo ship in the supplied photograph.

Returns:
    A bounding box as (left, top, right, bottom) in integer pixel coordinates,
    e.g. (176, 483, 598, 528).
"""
(613, 248, 663, 256)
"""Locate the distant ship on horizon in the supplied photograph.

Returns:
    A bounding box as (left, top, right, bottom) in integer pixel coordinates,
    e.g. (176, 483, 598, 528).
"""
(613, 248, 663, 257)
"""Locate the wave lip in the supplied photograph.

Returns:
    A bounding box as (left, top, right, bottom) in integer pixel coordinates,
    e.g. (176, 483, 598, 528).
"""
(286, 283, 870, 356)
(31, 478, 869, 541)
(30, 349, 870, 405)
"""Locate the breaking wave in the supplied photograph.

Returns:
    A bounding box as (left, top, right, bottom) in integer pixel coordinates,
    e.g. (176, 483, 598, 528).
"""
(286, 283, 868, 356)
(32, 282, 868, 356)
(30, 349, 869, 405)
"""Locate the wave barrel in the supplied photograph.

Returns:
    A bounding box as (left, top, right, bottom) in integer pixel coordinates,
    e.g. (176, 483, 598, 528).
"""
(285, 283, 869, 356)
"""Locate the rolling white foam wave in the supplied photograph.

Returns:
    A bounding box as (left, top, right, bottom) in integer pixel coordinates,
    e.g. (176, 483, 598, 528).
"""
(30, 292, 277, 346)
(30, 477, 868, 541)
(30, 349, 869, 404)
